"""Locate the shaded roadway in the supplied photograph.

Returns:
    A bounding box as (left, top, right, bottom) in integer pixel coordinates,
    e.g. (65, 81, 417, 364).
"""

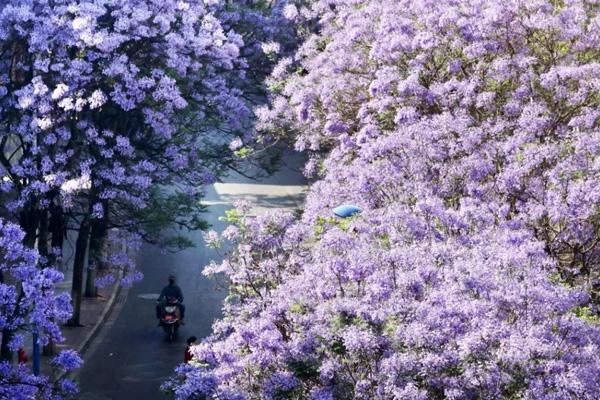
(78, 154, 307, 399)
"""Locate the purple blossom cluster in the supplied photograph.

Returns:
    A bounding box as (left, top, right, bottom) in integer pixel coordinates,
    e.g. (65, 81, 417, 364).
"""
(0, 218, 79, 398)
(0, 0, 250, 216)
(166, 0, 600, 399)
(265, 0, 600, 296)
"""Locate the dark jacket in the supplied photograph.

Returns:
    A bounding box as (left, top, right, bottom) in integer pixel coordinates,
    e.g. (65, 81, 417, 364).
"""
(158, 284, 184, 303)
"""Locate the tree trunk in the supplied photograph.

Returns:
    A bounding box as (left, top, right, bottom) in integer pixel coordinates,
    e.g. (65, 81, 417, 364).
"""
(0, 271, 12, 362)
(10, 40, 31, 89)
(42, 338, 57, 356)
(67, 217, 91, 327)
(0, 329, 12, 362)
(37, 210, 49, 261)
(44, 201, 65, 356)
(49, 204, 65, 268)
(34, 210, 57, 356)
(85, 218, 106, 298)
(19, 208, 39, 249)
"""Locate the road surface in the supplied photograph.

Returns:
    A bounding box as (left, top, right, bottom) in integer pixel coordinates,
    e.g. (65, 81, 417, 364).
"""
(78, 154, 307, 399)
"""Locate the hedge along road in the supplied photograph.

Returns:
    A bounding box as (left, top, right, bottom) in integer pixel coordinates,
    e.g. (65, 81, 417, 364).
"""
(78, 153, 307, 400)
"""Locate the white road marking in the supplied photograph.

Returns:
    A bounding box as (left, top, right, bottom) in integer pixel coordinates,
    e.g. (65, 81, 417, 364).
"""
(201, 200, 230, 206)
(137, 293, 160, 300)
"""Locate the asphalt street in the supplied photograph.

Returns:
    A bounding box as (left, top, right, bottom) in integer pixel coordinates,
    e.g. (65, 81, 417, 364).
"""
(78, 154, 307, 399)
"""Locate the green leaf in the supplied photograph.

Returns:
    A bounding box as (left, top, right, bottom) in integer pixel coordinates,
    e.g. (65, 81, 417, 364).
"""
(573, 306, 600, 325)
(234, 146, 253, 159)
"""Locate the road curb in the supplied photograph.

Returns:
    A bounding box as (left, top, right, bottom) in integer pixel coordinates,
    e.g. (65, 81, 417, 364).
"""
(77, 268, 124, 356)
(55, 268, 124, 382)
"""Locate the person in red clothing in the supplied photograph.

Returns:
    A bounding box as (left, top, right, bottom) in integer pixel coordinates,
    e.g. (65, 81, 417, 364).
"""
(184, 336, 197, 364)
(17, 348, 28, 365)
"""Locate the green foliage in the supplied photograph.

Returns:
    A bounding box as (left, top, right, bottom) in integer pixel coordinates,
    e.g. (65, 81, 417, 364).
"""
(375, 109, 397, 131)
(515, 152, 525, 163)
(330, 338, 346, 356)
(289, 301, 308, 315)
(382, 316, 398, 337)
(219, 208, 242, 224)
(287, 359, 320, 381)
(573, 306, 600, 324)
(377, 233, 391, 250)
(129, 186, 209, 251)
(331, 313, 351, 331)
(234, 146, 253, 159)
(273, 387, 303, 400)
(313, 215, 354, 237)
(330, 311, 368, 331)
(268, 80, 286, 94)
(571, 170, 586, 180)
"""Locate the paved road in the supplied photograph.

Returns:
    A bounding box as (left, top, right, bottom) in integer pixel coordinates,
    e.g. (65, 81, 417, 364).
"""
(79, 154, 307, 400)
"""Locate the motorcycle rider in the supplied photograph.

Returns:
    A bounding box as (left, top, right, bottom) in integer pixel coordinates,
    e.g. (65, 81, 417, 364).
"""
(156, 275, 186, 325)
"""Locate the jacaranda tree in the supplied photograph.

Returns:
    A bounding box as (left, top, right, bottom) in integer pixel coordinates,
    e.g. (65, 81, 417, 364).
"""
(0, 0, 253, 310)
(0, 0, 254, 395)
(165, 0, 600, 399)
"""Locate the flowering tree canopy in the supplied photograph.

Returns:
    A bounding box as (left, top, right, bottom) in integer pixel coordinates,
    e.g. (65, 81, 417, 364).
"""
(0, 0, 261, 327)
(0, 0, 250, 218)
(261, 0, 600, 296)
(166, 0, 600, 399)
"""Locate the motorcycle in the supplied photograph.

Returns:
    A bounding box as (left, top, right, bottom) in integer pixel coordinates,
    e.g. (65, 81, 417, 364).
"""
(158, 297, 181, 341)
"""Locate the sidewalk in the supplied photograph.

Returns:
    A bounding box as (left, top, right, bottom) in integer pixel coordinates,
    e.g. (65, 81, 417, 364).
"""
(22, 248, 124, 379)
